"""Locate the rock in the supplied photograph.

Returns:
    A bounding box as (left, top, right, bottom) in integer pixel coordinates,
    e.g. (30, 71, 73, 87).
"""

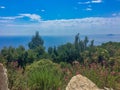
(0, 63, 9, 90)
(104, 87, 114, 90)
(66, 74, 101, 90)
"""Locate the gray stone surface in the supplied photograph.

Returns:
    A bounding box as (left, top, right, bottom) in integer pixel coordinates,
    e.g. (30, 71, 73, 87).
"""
(66, 74, 101, 90)
(0, 63, 9, 90)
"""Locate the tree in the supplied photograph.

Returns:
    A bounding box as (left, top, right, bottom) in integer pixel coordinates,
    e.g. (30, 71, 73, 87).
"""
(90, 40, 94, 47)
(34, 45, 45, 59)
(28, 31, 44, 49)
(16, 46, 26, 68)
(28, 32, 45, 60)
(1, 46, 16, 65)
(48, 47, 53, 55)
(27, 49, 37, 63)
(74, 33, 81, 60)
(57, 43, 77, 63)
(84, 36, 89, 50)
(74, 33, 80, 50)
(79, 40, 84, 52)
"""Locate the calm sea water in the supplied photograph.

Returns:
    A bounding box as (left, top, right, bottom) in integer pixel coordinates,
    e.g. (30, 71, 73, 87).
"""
(0, 34, 120, 50)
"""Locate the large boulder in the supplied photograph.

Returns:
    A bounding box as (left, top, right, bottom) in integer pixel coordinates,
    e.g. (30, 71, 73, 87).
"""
(0, 63, 9, 90)
(66, 74, 101, 90)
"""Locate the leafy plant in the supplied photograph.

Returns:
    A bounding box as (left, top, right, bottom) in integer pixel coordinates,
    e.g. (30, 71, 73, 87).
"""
(26, 59, 63, 90)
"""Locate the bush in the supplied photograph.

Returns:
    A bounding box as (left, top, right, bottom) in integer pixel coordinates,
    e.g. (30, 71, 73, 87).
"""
(26, 59, 63, 90)
(7, 65, 27, 90)
(74, 63, 120, 90)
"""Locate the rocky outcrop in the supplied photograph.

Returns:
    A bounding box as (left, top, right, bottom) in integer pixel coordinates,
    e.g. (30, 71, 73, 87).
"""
(66, 74, 101, 90)
(0, 63, 9, 90)
(66, 74, 114, 90)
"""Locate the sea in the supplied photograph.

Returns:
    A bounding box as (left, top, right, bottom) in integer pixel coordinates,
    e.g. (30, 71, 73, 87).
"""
(0, 34, 120, 50)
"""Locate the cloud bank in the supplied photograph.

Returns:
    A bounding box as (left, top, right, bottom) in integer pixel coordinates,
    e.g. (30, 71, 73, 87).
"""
(0, 14, 120, 36)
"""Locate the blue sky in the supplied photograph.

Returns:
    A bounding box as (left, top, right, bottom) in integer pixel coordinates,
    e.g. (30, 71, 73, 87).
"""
(0, 0, 120, 36)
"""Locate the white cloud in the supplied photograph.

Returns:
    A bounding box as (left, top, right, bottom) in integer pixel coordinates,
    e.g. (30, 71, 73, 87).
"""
(41, 9, 45, 12)
(78, 1, 91, 4)
(0, 6, 5, 9)
(112, 13, 117, 16)
(85, 8, 92, 11)
(19, 14, 41, 21)
(0, 16, 120, 36)
(78, 0, 102, 4)
(91, 0, 102, 3)
(0, 14, 41, 21)
(78, 0, 102, 11)
(112, 13, 120, 16)
(0, 16, 23, 20)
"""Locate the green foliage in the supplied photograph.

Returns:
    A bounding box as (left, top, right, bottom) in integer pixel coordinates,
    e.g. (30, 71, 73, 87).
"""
(33, 45, 45, 59)
(80, 65, 120, 89)
(84, 36, 89, 50)
(28, 31, 44, 49)
(48, 47, 53, 55)
(16, 46, 27, 68)
(26, 59, 63, 90)
(57, 43, 77, 63)
(1, 46, 15, 63)
(48, 34, 91, 63)
(90, 40, 94, 47)
(7, 64, 28, 90)
(27, 49, 37, 63)
(7, 66, 17, 89)
(101, 41, 120, 56)
(74, 33, 80, 50)
(28, 31, 45, 61)
(1, 33, 120, 90)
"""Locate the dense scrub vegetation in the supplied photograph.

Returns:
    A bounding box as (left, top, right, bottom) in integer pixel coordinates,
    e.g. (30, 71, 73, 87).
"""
(0, 32, 120, 90)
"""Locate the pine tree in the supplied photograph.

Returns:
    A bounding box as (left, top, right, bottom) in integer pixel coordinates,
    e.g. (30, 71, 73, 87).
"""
(28, 31, 44, 49)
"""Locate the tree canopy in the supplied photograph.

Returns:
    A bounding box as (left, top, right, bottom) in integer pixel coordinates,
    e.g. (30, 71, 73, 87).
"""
(28, 31, 44, 49)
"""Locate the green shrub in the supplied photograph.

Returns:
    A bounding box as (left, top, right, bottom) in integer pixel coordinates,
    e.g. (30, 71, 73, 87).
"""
(75, 64, 120, 90)
(7, 65, 27, 90)
(26, 59, 63, 90)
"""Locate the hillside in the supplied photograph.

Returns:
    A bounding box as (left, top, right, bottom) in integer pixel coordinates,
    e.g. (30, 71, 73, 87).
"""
(0, 32, 120, 90)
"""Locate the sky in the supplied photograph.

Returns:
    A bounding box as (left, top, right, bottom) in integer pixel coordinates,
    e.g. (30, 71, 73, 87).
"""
(0, 0, 120, 36)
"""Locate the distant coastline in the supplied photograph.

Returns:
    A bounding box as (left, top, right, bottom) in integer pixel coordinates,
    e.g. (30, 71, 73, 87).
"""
(107, 34, 115, 36)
